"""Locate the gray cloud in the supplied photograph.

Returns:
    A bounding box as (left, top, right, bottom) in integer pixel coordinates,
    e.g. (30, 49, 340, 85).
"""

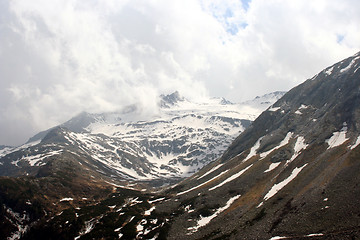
(0, 0, 359, 146)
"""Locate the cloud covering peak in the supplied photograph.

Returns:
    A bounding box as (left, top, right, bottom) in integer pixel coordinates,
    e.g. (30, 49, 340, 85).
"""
(0, 0, 359, 145)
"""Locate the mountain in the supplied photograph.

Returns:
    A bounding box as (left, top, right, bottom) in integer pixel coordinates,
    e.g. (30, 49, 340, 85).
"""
(155, 51, 360, 239)
(0, 91, 284, 239)
(3, 51, 359, 240)
(0, 92, 283, 186)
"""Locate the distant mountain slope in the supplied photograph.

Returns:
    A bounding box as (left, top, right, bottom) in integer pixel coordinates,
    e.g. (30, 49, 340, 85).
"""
(0, 92, 283, 184)
(155, 52, 360, 239)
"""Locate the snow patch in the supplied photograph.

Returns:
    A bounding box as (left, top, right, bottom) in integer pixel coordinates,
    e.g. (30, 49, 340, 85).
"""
(268, 106, 280, 112)
(127, 197, 143, 206)
(326, 123, 349, 149)
(325, 66, 334, 75)
(197, 163, 224, 180)
(263, 164, 308, 201)
(177, 169, 229, 195)
(209, 164, 252, 191)
(2, 140, 41, 158)
(60, 198, 73, 202)
(243, 137, 263, 162)
(340, 57, 359, 73)
(306, 233, 324, 237)
(5, 207, 30, 240)
(187, 195, 241, 233)
(264, 162, 281, 173)
(144, 206, 156, 216)
(260, 132, 293, 159)
(287, 136, 308, 164)
(136, 219, 146, 232)
(148, 197, 165, 204)
(74, 218, 98, 240)
(299, 104, 308, 110)
(350, 136, 360, 150)
(21, 149, 63, 166)
(295, 104, 309, 114)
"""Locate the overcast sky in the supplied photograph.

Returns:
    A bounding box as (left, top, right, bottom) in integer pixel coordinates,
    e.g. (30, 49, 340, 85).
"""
(1, 0, 360, 146)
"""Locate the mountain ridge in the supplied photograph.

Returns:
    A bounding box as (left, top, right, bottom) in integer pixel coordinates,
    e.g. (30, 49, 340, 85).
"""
(0, 91, 284, 184)
(157, 51, 360, 239)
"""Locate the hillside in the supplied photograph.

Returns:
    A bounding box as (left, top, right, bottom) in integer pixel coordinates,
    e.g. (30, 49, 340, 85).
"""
(158, 51, 360, 239)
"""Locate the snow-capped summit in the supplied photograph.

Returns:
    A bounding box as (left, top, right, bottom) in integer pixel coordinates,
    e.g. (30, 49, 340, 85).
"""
(0, 91, 284, 183)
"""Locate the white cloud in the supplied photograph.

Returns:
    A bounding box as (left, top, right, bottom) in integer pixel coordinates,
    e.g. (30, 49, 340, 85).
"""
(0, 0, 359, 145)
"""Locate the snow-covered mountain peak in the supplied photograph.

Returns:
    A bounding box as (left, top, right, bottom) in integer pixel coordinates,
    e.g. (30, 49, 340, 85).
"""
(1, 91, 285, 182)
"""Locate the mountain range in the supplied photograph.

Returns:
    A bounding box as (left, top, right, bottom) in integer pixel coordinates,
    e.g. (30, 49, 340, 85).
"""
(0, 51, 359, 240)
(0, 91, 283, 186)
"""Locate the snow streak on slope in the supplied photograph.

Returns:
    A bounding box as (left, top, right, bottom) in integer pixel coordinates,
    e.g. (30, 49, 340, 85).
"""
(287, 136, 308, 164)
(242, 137, 263, 162)
(350, 136, 360, 150)
(260, 132, 293, 159)
(187, 195, 241, 233)
(263, 164, 308, 201)
(177, 170, 229, 196)
(197, 163, 224, 180)
(209, 164, 253, 191)
(264, 162, 281, 173)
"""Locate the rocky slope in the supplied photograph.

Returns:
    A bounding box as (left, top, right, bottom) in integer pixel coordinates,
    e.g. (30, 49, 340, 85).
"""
(156, 51, 360, 239)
